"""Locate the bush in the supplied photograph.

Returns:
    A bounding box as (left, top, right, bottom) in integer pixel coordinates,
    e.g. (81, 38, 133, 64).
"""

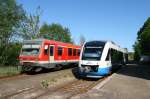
(0, 43, 21, 66)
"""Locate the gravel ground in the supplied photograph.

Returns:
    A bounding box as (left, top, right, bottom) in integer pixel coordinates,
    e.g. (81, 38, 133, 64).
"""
(0, 68, 76, 98)
(71, 64, 150, 99)
(2, 64, 149, 99)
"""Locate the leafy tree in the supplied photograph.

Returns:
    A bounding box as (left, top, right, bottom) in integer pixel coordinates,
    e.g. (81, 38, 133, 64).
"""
(79, 35, 86, 46)
(0, 43, 21, 65)
(128, 52, 134, 60)
(0, 0, 25, 43)
(19, 6, 42, 40)
(138, 18, 150, 55)
(134, 17, 150, 60)
(0, 0, 25, 65)
(40, 23, 72, 43)
(133, 42, 141, 61)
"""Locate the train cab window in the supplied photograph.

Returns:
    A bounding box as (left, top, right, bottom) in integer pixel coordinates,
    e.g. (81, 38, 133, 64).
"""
(73, 49, 76, 56)
(68, 48, 72, 56)
(77, 49, 80, 56)
(58, 47, 63, 56)
(44, 45, 48, 55)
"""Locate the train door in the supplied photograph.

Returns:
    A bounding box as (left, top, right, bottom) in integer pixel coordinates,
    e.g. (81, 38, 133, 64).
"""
(49, 45, 54, 62)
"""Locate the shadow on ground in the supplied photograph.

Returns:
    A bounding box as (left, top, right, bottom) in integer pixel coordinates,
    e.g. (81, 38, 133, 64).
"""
(116, 63, 150, 80)
(72, 61, 150, 81)
(24, 63, 78, 75)
(71, 67, 100, 81)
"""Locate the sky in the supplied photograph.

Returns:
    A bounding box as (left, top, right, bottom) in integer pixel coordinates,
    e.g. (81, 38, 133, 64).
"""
(17, 0, 150, 52)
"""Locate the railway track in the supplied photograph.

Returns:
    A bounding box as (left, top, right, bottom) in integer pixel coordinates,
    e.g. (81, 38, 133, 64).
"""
(1, 77, 107, 99)
(50, 78, 104, 98)
(0, 68, 74, 99)
(35, 77, 107, 99)
(0, 74, 28, 81)
(0, 67, 111, 99)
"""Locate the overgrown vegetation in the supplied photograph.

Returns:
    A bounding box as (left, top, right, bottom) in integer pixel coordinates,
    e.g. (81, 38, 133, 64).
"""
(133, 17, 150, 61)
(0, 66, 22, 78)
(41, 78, 57, 88)
(41, 72, 73, 88)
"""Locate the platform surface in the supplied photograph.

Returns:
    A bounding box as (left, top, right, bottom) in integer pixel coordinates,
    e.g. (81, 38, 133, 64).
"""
(72, 64, 150, 99)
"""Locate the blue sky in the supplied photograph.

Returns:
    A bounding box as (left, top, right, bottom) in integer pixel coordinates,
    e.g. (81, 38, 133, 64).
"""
(17, 0, 150, 52)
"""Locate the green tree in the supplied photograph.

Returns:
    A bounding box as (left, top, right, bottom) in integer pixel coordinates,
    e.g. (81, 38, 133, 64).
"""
(134, 17, 150, 60)
(79, 35, 86, 46)
(0, 0, 25, 65)
(19, 6, 42, 40)
(133, 42, 141, 61)
(0, 0, 25, 43)
(40, 23, 72, 43)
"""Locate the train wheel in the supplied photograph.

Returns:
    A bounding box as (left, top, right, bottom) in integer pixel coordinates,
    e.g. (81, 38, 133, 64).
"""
(22, 66, 31, 73)
(53, 64, 62, 71)
(34, 67, 43, 73)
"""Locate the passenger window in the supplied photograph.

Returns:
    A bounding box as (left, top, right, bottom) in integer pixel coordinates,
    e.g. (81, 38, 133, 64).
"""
(78, 49, 80, 56)
(73, 49, 76, 56)
(106, 49, 110, 61)
(111, 49, 123, 63)
(58, 47, 63, 56)
(68, 48, 72, 56)
(44, 45, 48, 55)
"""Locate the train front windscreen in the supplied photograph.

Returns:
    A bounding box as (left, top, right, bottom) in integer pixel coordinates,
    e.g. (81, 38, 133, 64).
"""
(21, 40, 42, 56)
(81, 41, 105, 61)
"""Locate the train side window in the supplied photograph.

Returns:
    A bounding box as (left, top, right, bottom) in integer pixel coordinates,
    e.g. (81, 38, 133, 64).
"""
(111, 49, 123, 63)
(111, 49, 117, 63)
(68, 48, 72, 56)
(106, 49, 110, 61)
(44, 45, 48, 55)
(77, 49, 80, 56)
(58, 47, 63, 56)
(73, 49, 76, 56)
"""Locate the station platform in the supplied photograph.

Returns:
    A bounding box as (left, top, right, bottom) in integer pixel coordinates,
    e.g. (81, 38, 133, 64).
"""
(72, 64, 150, 99)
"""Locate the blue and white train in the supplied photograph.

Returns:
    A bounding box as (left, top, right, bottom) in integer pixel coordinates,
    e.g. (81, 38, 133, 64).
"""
(79, 40, 128, 78)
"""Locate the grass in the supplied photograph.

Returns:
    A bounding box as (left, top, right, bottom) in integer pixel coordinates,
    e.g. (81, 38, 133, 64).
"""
(41, 71, 74, 88)
(0, 66, 22, 78)
(41, 80, 49, 88)
(41, 78, 58, 88)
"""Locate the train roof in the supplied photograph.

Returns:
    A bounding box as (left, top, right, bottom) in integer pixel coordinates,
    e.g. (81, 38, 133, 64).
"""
(85, 40, 116, 44)
(23, 39, 80, 48)
(85, 40, 128, 53)
(85, 40, 116, 46)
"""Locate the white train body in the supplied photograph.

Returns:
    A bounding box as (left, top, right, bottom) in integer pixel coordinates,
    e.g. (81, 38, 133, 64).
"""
(79, 41, 128, 78)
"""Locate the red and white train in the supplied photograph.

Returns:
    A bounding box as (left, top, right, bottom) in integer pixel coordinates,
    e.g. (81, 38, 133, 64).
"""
(19, 39, 81, 72)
